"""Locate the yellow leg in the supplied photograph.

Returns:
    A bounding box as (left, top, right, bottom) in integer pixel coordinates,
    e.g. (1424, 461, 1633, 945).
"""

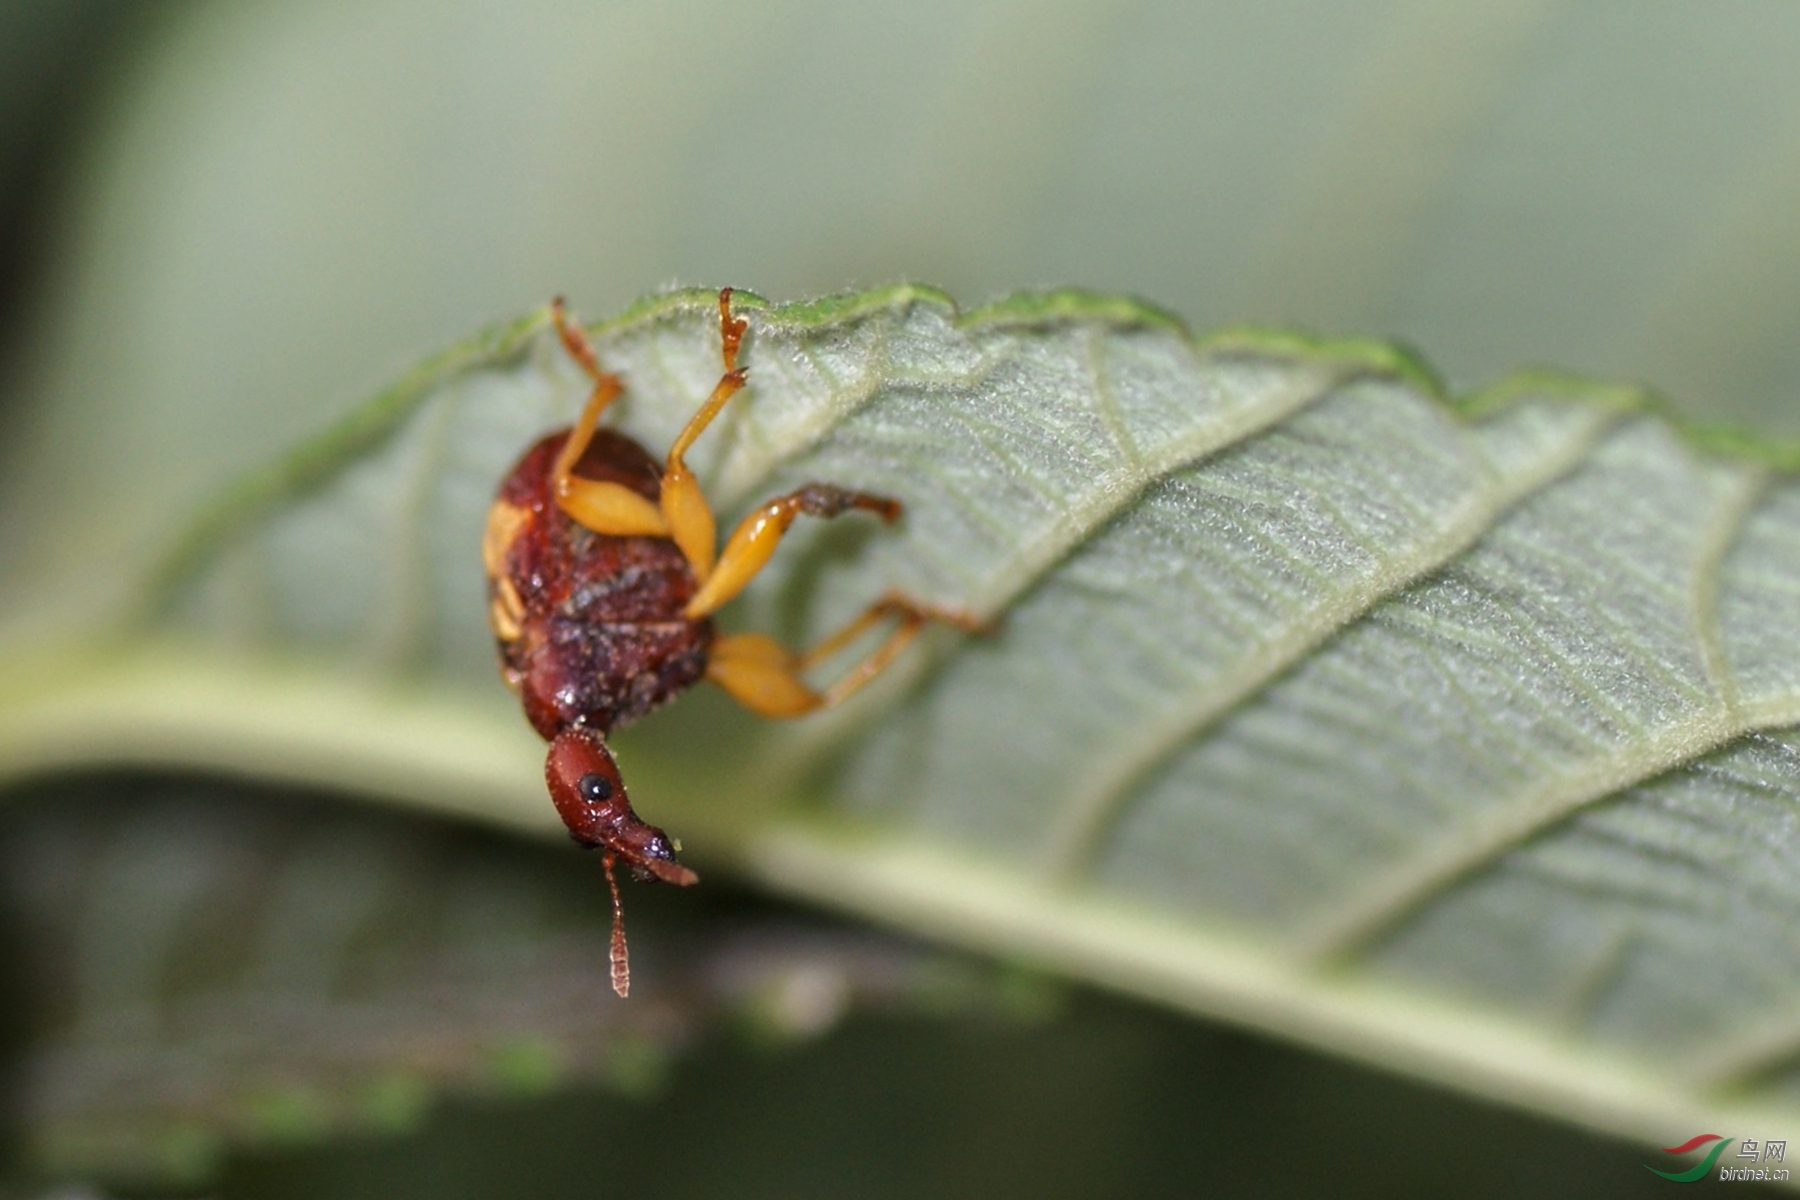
(682, 484, 901, 620)
(706, 594, 984, 719)
(557, 476, 670, 537)
(658, 288, 750, 582)
(706, 633, 822, 718)
(548, 298, 670, 537)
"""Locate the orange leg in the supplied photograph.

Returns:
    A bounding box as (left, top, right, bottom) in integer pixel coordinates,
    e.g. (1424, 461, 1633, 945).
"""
(657, 288, 748, 582)
(548, 298, 669, 537)
(549, 289, 752, 560)
(707, 593, 984, 719)
(683, 484, 901, 620)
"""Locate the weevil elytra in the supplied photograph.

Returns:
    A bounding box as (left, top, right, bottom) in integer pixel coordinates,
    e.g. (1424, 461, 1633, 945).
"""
(484, 289, 978, 996)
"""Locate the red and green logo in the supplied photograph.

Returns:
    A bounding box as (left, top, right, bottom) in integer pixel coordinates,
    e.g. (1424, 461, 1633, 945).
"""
(1646, 1134, 1734, 1182)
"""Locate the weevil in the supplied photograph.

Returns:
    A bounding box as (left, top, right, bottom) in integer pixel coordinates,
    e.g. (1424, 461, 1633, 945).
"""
(484, 289, 976, 996)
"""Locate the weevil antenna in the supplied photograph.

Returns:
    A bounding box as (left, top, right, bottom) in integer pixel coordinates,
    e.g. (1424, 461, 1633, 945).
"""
(603, 852, 630, 998)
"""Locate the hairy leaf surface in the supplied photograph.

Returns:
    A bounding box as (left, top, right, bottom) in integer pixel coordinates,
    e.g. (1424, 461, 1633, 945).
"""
(7, 285, 1800, 1150)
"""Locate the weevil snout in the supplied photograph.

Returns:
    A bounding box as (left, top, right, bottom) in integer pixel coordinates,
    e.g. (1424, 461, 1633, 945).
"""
(545, 728, 699, 886)
(628, 840, 696, 885)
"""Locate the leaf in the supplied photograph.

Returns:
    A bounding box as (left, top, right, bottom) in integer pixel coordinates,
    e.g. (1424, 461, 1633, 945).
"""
(8, 283, 1800, 1150)
(0, 774, 1028, 1185)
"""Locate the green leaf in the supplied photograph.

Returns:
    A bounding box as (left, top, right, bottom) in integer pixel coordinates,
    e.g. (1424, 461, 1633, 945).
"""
(9, 283, 1800, 1153)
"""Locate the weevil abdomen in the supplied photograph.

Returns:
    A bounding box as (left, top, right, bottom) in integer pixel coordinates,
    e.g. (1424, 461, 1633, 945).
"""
(486, 428, 714, 740)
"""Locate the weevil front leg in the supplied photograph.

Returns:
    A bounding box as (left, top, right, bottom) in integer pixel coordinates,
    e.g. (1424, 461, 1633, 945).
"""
(706, 593, 985, 718)
(549, 299, 672, 538)
(553, 288, 750, 557)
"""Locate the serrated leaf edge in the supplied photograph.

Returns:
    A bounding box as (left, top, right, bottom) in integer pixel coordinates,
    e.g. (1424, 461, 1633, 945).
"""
(135, 282, 1800, 630)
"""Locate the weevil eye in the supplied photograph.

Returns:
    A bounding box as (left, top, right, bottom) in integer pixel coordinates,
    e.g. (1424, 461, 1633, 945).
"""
(578, 773, 614, 804)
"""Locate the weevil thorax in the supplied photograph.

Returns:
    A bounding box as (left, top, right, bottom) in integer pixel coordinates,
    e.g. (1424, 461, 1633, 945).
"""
(484, 428, 714, 740)
(546, 728, 697, 885)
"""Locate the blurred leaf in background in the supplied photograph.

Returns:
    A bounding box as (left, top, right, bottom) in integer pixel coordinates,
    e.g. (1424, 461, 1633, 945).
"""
(0, 773, 1053, 1189)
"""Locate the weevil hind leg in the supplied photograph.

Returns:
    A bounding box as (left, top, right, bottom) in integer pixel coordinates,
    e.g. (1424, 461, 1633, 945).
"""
(706, 593, 983, 719)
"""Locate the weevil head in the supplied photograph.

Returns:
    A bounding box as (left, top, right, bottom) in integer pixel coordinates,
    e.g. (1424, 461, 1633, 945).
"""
(545, 727, 698, 886)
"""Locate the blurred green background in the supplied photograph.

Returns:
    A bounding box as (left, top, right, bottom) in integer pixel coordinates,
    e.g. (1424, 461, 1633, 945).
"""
(1, 0, 1796, 1194)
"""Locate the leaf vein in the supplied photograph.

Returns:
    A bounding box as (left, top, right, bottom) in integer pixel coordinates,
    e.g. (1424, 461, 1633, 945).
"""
(1038, 406, 1620, 874)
